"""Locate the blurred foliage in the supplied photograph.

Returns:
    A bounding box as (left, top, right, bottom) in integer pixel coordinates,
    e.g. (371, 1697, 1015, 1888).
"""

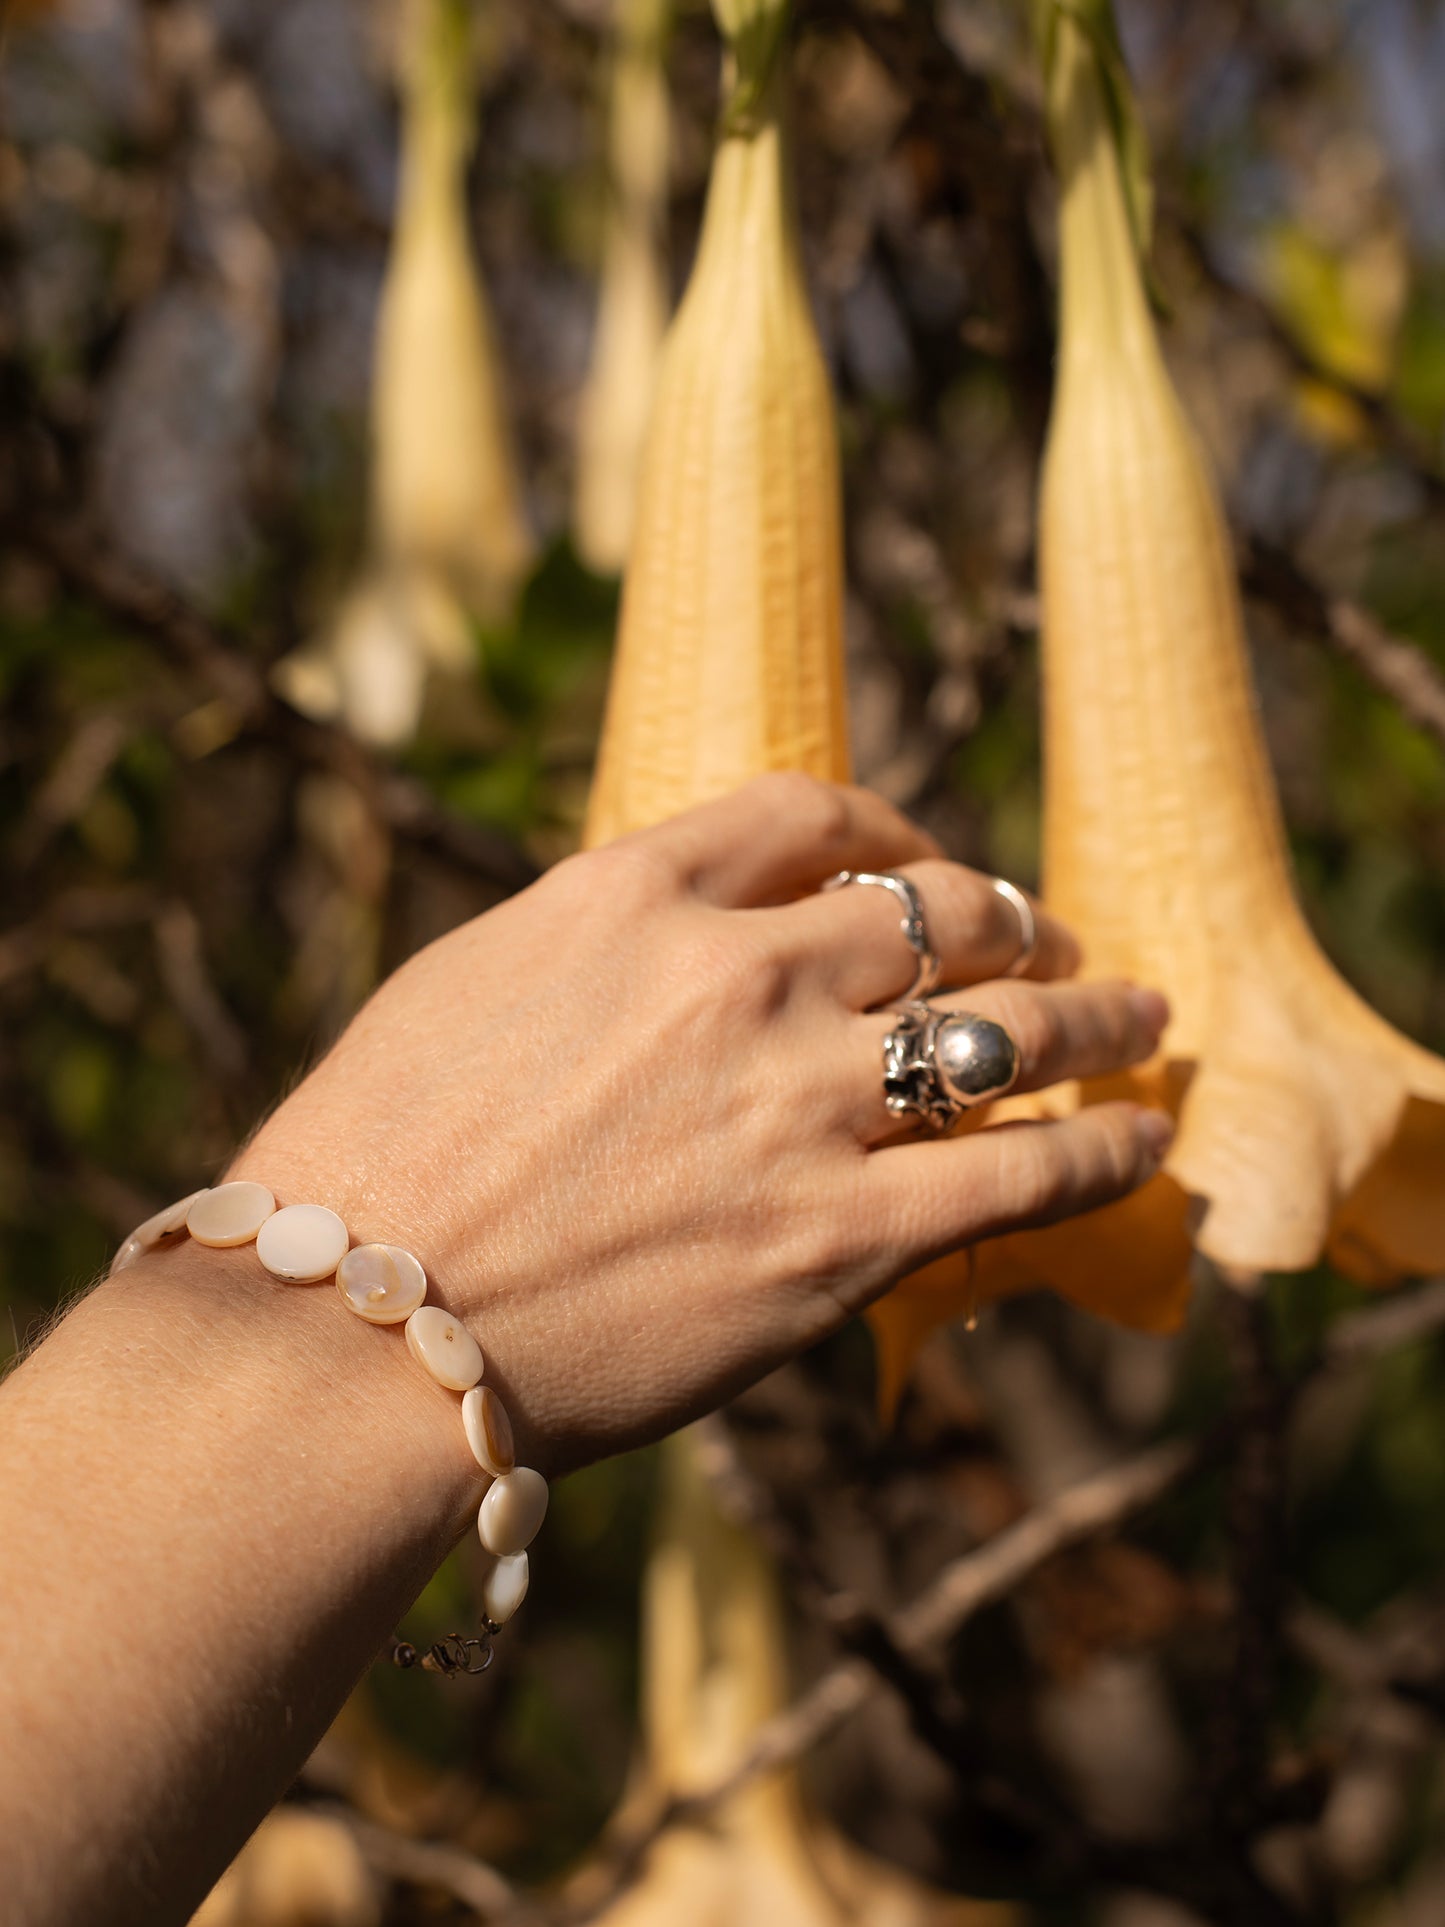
(5, 0, 1445, 1922)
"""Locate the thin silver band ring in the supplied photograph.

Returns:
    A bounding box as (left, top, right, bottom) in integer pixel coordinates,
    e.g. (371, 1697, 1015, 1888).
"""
(989, 877, 1038, 978)
(822, 869, 942, 1001)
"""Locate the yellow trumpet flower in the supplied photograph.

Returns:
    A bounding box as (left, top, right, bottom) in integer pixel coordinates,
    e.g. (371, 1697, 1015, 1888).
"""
(573, 0, 673, 576)
(583, 0, 848, 847)
(872, 2, 1445, 1403)
(1041, 0, 1445, 1282)
(580, 10, 1011, 1915)
(575, 1434, 1014, 1927)
(275, 0, 532, 747)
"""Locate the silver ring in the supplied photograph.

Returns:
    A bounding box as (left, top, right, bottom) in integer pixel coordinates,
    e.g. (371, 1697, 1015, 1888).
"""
(823, 869, 941, 1000)
(883, 1001, 1021, 1130)
(989, 877, 1038, 978)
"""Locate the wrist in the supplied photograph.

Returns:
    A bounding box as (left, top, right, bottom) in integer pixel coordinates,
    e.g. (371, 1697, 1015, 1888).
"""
(227, 1122, 483, 1320)
(100, 1238, 483, 1542)
(103, 1168, 554, 1643)
(222, 1128, 559, 1477)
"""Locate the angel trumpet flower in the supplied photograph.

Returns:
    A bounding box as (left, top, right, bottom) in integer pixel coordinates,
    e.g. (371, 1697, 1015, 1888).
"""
(578, 14, 1011, 1915)
(573, 0, 672, 576)
(583, 0, 848, 846)
(275, 0, 533, 747)
(1040, 3, 1445, 1281)
(870, 2, 1445, 1408)
(575, 1436, 1014, 1927)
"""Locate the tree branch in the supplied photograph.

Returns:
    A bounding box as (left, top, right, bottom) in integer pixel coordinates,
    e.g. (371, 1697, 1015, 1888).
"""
(1243, 538, 1445, 754)
(26, 517, 541, 897)
(545, 1274, 1445, 1926)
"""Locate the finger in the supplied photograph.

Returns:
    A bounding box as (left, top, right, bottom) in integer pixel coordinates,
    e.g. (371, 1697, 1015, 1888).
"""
(846, 979, 1167, 1142)
(643, 774, 941, 908)
(869, 1103, 1175, 1263)
(782, 859, 1080, 1009)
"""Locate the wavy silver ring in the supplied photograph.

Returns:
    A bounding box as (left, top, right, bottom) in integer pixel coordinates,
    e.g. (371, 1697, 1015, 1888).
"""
(883, 1001, 1021, 1130)
(989, 877, 1038, 978)
(823, 869, 941, 1001)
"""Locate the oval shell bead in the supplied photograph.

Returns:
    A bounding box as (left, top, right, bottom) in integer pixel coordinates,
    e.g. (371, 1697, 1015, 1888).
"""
(110, 1189, 210, 1275)
(336, 1244, 427, 1324)
(480, 1551, 529, 1626)
(478, 1467, 548, 1556)
(188, 1181, 276, 1248)
(405, 1306, 483, 1391)
(461, 1386, 515, 1477)
(257, 1203, 350, 1283)
(110, 1237, 147, 1277)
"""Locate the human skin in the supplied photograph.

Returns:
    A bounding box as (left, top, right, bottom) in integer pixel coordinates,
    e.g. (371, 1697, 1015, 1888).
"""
(0, 776, 1172, 1927)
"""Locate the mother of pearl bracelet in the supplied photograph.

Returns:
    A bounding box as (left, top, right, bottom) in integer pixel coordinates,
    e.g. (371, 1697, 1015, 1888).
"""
(110, 1179, 544, 1672)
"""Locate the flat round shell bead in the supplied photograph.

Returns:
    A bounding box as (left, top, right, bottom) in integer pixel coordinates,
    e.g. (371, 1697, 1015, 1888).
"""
(256, 1204, 350, 1284)
(478, 1468, 548, 1556)
(461, 1386, 515, 1477)
(187, 1181, 276, 1248)
(480, 1552, 529, 1626)
(110, 1188, 210, 1275)
(405, 1306, 483, 1391)
(336, 1244, 427, 1324)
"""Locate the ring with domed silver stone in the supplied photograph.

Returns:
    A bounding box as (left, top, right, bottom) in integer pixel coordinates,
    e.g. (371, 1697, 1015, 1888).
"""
(882, 1000, 1022, 1130)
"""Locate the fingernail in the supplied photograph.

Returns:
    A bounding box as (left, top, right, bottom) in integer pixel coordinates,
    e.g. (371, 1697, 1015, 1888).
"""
(1136, 1109, 1175, 1167)
(1129, 987, 1171, 1035)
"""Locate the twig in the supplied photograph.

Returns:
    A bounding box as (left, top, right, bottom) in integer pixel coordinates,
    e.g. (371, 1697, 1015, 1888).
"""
(549, 1435, 1198, 1926)
(1209, 1280, 1289, 1840)
(1327, 1276, 1445, 1364)
(152, 901, 250, 1088)
(1290, 1601, 1445, 1728)
(552, 1278, 1445, 1926)
(1176, 226, 1445, 509)
(26, 517, 540, 896)
(1243, 539, 1445, 754)
(0, 885, 160, 987)
(313, 1801, 534, 1923)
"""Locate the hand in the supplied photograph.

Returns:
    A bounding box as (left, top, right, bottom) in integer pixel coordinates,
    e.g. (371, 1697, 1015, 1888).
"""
(235, 774, 1171, 1473)
(0, 776, 1175, 1927)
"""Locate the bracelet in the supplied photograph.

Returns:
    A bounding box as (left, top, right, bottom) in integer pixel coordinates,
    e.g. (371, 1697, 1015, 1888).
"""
(109, 1179, 545, 1677)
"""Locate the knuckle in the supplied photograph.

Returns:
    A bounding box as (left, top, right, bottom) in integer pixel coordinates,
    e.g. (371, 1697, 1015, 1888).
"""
(1054, 922, 1084, 974)
(575, 835, 677, 906)
(952, 865, 1018, 956)
(964, 1106, 1152, 1242)
(1032, 1110, 1141, 1217)
(671, 918, 790, 1017)
(794, 1209, 856, 1283)
(999, 1127, 1068, 1218)
(1089, 983, 1135, 1051)
(983, 984, 1056, 1073)
(919, 864, 992, 950)
(540, 841, 682, 954)
(734, 942, 793, 1020)
(956, 866, 1004, 942)
(748, 770, 850, 845)
(1099, 1108, 1147, 1189)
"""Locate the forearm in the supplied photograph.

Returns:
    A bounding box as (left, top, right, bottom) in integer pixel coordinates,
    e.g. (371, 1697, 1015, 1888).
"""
(0, 1244, 482, 1927)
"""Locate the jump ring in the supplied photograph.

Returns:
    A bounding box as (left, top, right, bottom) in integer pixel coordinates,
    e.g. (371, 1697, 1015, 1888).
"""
(823, 870, 941, 1001)
(989, 877, 1038, 978)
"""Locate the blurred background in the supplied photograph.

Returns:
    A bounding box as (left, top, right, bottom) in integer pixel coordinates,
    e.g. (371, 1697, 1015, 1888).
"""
(5, 1, 1445, 1922)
